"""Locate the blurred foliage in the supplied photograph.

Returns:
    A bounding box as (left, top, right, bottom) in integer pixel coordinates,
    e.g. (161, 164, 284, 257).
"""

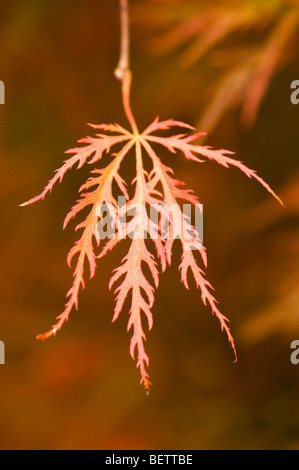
(0, 0, 299, 450)
(135, 0, 299, 134)
(235, 172, 299, 345)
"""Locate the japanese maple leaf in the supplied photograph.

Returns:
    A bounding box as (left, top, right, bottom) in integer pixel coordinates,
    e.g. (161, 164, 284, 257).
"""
(21, 117, 282, 390)
(20, 0, 284, 391)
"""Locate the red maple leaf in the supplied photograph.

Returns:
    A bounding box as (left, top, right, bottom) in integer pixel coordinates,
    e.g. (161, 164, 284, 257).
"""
(21, 116, 283, 390)
(21, 0, 283, 391)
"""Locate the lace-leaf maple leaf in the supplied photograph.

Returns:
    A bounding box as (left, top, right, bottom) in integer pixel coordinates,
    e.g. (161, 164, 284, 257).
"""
(21, 114, 282, 389)
(21, 0, 283, 391)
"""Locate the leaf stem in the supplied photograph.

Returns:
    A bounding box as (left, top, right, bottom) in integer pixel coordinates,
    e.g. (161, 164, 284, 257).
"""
(115, 0, 139, 135)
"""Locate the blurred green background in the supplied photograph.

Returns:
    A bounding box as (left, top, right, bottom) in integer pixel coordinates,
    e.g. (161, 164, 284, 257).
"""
(1, 0, 299, 450)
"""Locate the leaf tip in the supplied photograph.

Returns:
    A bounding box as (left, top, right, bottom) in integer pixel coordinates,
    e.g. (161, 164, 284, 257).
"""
(37, 331, 53, 341)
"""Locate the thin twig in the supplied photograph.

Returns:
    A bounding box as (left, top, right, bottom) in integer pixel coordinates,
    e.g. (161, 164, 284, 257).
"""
(115, 0, 130, 80)
(115, 0, 139, 135)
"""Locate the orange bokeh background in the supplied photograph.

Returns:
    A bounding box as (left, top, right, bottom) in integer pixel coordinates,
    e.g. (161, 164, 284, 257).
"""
(1, 0, 299, 449)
